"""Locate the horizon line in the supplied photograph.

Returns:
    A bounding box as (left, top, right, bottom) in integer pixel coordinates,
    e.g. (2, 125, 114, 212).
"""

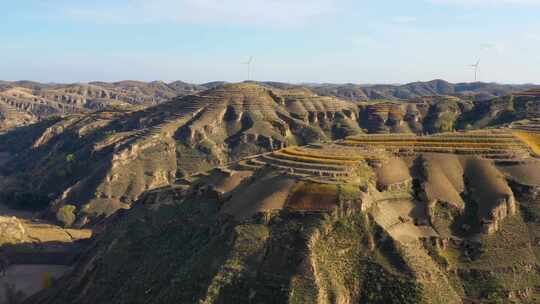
(2, 79, 539, 87)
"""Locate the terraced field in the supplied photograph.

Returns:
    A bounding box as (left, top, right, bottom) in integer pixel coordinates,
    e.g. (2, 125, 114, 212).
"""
(512, 89, 540, 97)
(237, 144, 379, 184)
(342, 130, 532, 163)
(235, 128, 540, 185)
(510, 119, 540, 156)
(511, 118, 540, 132)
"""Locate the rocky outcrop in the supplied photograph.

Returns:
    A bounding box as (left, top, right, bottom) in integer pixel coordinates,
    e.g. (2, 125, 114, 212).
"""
(479, 194, 516, 234)
(464, 158, 517, 235)
(0, 216, 26, 244)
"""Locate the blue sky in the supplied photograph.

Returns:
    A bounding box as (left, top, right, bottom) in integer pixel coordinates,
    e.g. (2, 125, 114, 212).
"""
(1, 0, 539, 84)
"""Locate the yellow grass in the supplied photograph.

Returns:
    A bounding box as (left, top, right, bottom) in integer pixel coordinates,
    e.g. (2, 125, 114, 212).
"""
(349, 131, 514, 138)
(346, 136, 520, 143)
(343, 140, 524, 149)
(287, 147, 363, 160)
(272, 152, 357, 166)
(513, 131, 540, 156)
(276, 147, 363, 164)
(25, 223, 92, 243)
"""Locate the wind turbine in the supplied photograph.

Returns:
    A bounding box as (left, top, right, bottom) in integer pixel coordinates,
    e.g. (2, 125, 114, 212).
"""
(470, 59, 480, 82)
(242, 56, 254, 81)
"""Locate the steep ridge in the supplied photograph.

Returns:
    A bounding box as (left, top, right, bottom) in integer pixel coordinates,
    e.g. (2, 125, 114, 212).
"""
(175, 84, 361, 154)
(0, 83, 363, 224)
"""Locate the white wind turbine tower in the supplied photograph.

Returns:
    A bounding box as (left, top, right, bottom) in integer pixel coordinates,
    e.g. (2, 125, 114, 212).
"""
(470, 59, 480, 82)
(242, 56, 254, 81)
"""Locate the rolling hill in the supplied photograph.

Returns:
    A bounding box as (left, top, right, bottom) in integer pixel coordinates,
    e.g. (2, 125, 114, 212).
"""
(1, 84, 539, 226)
(0, 83, 364, 225)
(2, 79, 538, 133)
(308, 79, 540, 102)
(0, 80, 206, 132)
(1, 82, 540, 303)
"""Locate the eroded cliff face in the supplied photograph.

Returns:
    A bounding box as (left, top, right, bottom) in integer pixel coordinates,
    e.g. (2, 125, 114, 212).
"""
(413, 155, 520, 236)
(175, 84, 362, 155)
(357, 96, 471, 134)
(356, 94, 540, 135)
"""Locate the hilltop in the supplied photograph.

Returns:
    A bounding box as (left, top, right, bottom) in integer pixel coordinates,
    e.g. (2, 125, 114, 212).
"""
(2, 79, 538, 132)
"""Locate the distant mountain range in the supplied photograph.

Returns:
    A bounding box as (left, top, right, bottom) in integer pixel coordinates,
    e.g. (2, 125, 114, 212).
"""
(0, 80, 205, 131)
(306, 79, 540, 102)
(1, 79, 538, 132)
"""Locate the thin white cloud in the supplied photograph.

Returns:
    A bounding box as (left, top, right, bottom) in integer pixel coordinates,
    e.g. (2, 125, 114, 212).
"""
(392, 16, 418, 24)
(351, 36, 381, 48)
(64, 0, 336, 27)
(524, 33, 540, 41)
(430, 0, 540, 6)
(481, 42, 505, 53)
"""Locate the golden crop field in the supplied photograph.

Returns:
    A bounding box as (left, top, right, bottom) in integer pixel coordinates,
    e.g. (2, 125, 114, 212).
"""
(272, 151, 359, 166)
(282, 147, 364, 162)
(347, 135, 519, 143)
(343, 140, 524, 149)
(513, 131, 540, 156)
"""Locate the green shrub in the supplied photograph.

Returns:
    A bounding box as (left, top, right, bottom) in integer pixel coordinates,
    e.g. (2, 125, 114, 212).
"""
(65, 154, 76, 163)
(56, 204, 77, 227)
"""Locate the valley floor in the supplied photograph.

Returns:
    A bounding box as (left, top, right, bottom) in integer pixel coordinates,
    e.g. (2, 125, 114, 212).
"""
(0, 204, 91, 303)
(0, 265, 70, 303)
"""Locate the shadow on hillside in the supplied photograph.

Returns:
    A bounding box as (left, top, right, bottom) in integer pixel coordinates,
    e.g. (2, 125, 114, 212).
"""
(1, 238, 91, 266)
